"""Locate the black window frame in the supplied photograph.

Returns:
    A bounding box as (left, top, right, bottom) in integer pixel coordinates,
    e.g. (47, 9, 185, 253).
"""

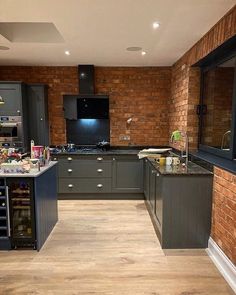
(197, 37, 236, 161)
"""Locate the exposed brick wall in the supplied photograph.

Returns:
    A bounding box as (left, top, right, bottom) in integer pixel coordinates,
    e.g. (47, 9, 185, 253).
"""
(170, 5, 236, 264)
(212, 167, 236, 264)
(0, 66, 171, 146)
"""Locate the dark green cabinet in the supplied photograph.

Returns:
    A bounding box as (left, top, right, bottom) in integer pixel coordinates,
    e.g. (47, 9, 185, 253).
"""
(112, 156, 143, 193)
(55, 154, 143, 198)
(0, 82, 24, 116)
(144, 159, 213, 249)
(63, 96, 77, 120)
(27, 84, 49, 146)
(143, 159, 150, 199)
(149, 165, 157, 211)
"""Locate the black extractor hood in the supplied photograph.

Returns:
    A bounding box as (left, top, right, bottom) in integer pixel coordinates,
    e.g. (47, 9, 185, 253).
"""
(78, 65, 95, 95)
(78, 65, 108, 99)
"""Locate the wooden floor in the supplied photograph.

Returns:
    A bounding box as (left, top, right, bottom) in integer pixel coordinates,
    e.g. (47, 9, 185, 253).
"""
(0, 200, 234, 295)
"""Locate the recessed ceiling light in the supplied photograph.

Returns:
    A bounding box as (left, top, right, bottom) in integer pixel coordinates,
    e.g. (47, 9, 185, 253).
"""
(141, 51, 146, 56)
(0, 46, 10, 50)
(126, 47, 142, 52)
(152, 22, 160, 29)
(65, 50, 70, 55)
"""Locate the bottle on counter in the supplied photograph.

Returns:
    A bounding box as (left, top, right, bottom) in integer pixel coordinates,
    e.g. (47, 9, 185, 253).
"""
(30, 140, 35, 159)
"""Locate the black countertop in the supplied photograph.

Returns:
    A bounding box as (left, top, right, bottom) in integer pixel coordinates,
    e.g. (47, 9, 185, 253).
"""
(52, 148, 141, 155)
(148, 158, 213, 176)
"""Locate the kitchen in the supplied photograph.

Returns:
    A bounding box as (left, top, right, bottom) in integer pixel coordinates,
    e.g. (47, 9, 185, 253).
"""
(0, 1, 236, 294)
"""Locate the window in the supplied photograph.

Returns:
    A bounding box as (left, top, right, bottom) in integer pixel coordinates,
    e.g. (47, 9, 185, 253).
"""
(199, 54, 236, 160)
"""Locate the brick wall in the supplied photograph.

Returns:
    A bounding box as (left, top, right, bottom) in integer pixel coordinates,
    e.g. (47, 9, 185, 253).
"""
(170, 5, 236, 264)
(212, 167, 236, 264)
(0, 66, 171, 146)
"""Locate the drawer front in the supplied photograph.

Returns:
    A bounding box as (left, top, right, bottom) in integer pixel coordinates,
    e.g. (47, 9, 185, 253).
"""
(58, 159, 112, 178)
(59, 178, 112, 193)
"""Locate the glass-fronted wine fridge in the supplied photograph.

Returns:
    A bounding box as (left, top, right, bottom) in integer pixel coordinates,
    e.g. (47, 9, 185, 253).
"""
(7, 178, 36, 249)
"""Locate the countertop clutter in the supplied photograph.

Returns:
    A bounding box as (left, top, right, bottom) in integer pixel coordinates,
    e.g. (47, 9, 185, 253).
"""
(0, 161, 57, 178)
(148, 158, 212, 175)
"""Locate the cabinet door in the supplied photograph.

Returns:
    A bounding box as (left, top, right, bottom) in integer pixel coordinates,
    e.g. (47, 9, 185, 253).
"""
(112, 156, 143, 193)
(27, 85, 49, 146)
(6, 178, 36, 249)
(155, 174, 162, 227)
(149, 165, 156, 212)
(143, 159, 150, 200)
(0, 83, 22, 116)
(63, 96, 77, 120)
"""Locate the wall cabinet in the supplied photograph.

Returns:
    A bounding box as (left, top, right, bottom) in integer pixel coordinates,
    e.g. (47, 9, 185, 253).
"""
(27, 84, 50, 146)
(55, 154, 143, 198)
(0, 82, 24, 116)
(144, 159, 213, 249)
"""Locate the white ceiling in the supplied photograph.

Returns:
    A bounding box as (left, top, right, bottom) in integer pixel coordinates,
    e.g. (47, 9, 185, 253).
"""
(0, 0, 235, 66)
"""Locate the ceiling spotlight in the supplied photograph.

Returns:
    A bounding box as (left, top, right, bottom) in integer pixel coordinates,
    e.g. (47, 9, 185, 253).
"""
(141, 51, 146, 56)
(152, 22, 160, 29)
(126, 47, 142, 52)
(65, 50, 70, 55)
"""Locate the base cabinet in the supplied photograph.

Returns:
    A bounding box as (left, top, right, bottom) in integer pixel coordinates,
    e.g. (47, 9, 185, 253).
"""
(112, 156, 143, 193)
(144, 159, 213, 249)
(56, 154, 143, 198)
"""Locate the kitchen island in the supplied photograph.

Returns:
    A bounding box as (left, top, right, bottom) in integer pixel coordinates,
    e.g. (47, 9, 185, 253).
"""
(0, 161, 58, 251)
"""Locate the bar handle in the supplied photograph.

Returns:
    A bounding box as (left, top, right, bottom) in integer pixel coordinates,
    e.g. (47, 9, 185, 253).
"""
(5, 186, 11, 237)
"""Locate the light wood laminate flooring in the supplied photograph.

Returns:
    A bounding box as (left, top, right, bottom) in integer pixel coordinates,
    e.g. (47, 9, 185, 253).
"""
(0, 200, 234, 295)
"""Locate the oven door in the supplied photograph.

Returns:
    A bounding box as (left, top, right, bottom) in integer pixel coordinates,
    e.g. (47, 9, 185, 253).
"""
(0, 122, 22, 142)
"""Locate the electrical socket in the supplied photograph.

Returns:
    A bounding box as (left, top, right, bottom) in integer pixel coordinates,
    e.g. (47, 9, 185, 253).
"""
(119, 135, 130, 141)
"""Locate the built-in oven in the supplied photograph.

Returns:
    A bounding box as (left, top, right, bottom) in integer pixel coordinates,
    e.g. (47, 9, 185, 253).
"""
(0, 116, 23, 148)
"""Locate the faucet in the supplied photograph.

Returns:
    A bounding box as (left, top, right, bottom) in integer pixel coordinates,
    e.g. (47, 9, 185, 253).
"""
(221, 130, 231, 150)
(170, 130, 189, 166)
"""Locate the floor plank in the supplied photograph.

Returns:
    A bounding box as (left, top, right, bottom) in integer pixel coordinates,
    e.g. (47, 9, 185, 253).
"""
(0, 200, 234, 295)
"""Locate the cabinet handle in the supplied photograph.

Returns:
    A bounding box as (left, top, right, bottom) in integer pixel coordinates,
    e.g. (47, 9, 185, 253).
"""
(145, 159, 148, 162)
(68, 184, 74, 188)
(156, 173, 160, 177)
(113, 158, 116, 161)
(40, 118, 43, 121)
(152, 170, 156, 174)
(97, 157, 103, 161)
(97, 184, 103, 188)
(67, 157, 72, 161)
(17, 110, 20, 114)
(97, 169, 103, 173)
(53, 158, 57, 161)
(0, 191, 2, 196)
(6, 186, 10, 237)
(68, 169, 73, 173)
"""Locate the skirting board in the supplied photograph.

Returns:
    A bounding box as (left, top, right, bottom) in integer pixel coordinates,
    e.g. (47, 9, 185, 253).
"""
(206, 237, 236, 293)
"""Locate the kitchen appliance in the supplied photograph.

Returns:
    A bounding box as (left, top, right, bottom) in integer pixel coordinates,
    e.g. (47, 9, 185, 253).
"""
(96, 140, 110, 151)
(0, 116, 24, 149)
(0, 178, 36, 250)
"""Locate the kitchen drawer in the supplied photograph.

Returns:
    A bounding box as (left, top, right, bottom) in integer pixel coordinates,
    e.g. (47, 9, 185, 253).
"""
(58, 159, 112, 178)
(58, 178, 112, 193)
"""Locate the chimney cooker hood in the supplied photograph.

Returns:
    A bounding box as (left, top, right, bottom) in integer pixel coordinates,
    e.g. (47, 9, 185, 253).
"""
(78, 65, 108, 99)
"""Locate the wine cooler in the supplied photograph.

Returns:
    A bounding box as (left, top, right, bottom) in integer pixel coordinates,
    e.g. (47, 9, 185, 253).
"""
(0, 178, 11, 250)
(7, 178, 36, 249)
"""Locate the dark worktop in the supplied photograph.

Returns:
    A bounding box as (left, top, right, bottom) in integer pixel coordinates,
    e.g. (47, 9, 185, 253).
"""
(51, 149, 140, 156)
(50, 146, 161, 156)
(148, 158, 213, 176)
